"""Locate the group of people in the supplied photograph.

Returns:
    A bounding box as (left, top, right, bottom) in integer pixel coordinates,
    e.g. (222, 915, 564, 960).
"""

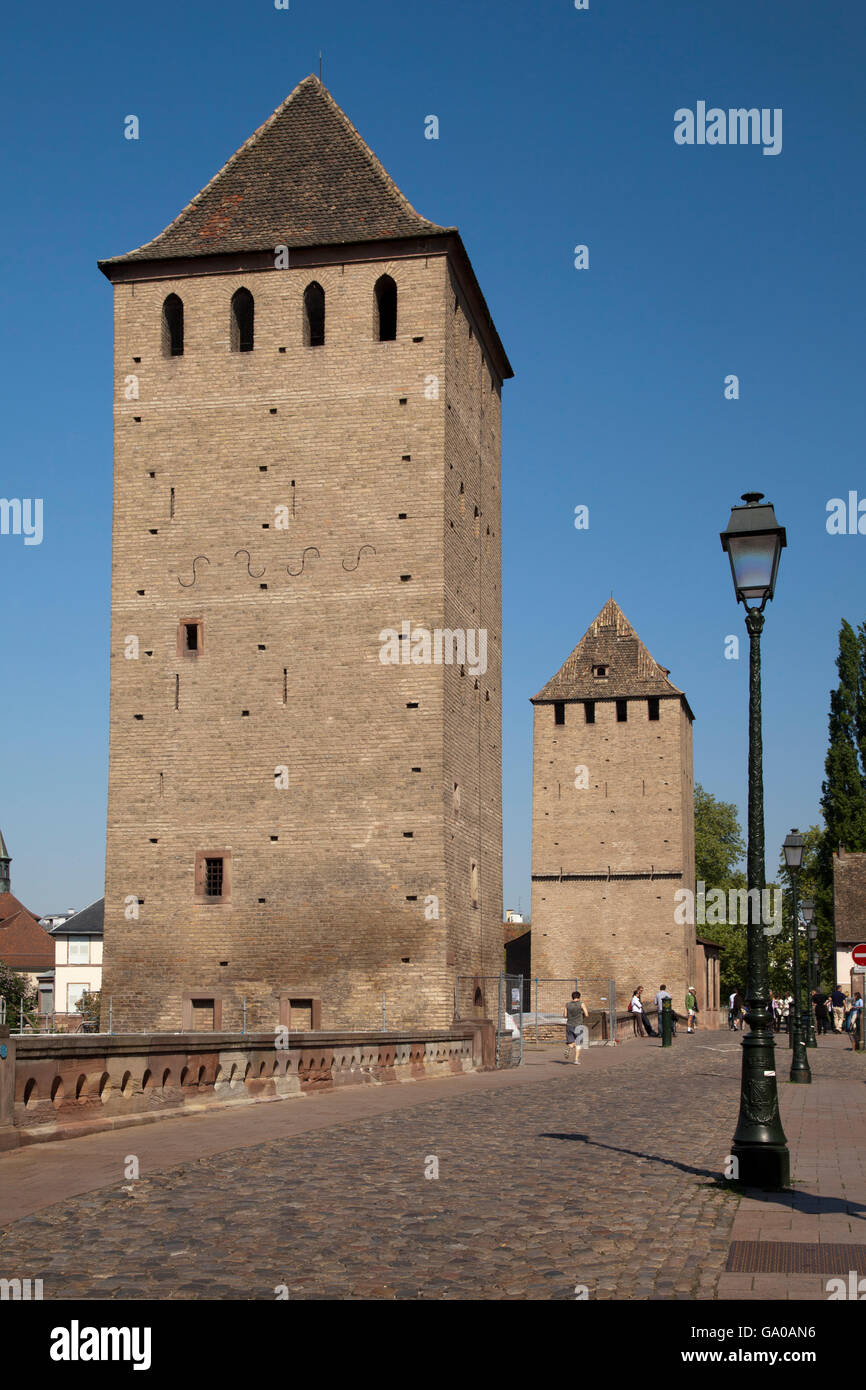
(728, 986, 864, 1042)
(627, 984, 699, 1038)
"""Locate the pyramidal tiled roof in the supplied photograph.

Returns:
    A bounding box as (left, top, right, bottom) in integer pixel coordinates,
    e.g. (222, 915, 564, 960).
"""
(532, 599, 691, 710)
(100, 75, 451, 267)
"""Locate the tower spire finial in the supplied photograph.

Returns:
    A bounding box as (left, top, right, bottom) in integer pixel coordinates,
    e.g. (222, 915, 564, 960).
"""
(0, 827, 10, 896)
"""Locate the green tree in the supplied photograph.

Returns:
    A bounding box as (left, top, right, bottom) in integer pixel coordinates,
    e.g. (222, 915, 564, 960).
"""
(75, 989, 101, 1031)
(817, 619, 866, 985)
(0, 962, 38, 1027)
(694, 785, 747, 999)
(694, 783, 745, 885)
(820, 619, 866, 868)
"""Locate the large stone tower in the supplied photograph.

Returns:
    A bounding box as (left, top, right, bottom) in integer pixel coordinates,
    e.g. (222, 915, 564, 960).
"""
(98, 76, 511, 1033)
(529, 599, 697, 1012)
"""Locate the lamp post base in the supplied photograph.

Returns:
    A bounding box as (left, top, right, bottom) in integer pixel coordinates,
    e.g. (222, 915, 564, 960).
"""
(789, 1067, 811, 1084)
(731, 1143, 790, 1190)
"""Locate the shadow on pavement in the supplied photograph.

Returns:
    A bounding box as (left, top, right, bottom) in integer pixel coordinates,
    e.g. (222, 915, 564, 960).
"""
(539, 1132, 866, 1218)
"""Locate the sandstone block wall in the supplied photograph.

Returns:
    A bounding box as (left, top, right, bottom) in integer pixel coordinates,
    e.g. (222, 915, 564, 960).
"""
(102, 249, 503, 1033)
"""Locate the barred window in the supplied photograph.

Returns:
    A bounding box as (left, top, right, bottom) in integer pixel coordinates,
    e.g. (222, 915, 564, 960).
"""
(205, 858, 224, 897)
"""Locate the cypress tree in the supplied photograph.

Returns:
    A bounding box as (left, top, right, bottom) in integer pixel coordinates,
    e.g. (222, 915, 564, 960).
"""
(819, 620, 866, 870)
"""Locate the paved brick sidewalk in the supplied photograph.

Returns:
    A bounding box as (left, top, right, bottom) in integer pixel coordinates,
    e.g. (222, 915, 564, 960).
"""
(718, 1031, 866, 1301)
(1, 1031, 862, 1300)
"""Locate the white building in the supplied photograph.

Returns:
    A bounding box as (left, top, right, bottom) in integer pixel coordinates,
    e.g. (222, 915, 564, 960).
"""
(50, 898, 103, 1019)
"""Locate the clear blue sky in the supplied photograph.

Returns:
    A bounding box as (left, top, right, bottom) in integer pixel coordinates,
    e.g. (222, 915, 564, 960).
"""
(2, 0, 864, 913)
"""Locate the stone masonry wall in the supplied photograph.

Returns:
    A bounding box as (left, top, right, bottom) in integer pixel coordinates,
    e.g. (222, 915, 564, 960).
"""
(102, 249, 503, 1033)
(530, 692, 695, 1016)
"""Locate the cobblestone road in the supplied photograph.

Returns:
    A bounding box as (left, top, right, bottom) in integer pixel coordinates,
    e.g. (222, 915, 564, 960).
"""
(1, 1037, 766, 1300)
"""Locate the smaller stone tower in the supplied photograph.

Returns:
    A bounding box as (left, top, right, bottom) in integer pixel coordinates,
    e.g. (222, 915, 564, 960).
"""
(529, 599, 696, 1012)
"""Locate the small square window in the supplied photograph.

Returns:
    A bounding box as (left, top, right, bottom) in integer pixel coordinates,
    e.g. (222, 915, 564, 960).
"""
(592, 665, 608, 678)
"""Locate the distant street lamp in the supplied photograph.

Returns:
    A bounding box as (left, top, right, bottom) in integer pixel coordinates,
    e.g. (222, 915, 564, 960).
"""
(801, 900, 818, 1048)
(720, 493, 790, 1189)
(783, 831, 811, 1084)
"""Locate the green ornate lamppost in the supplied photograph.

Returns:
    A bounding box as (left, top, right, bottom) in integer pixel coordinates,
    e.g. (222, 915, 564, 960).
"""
(783, 831, 811, 1084)
(720, 493, 791, 1189)
(801, 899, 818, 1048)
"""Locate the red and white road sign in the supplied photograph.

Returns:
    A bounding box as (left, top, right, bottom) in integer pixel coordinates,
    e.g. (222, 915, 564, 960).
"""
(851, 944, 866, 967)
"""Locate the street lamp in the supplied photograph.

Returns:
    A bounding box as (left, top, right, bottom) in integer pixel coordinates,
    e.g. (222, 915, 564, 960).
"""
(801, 899, 818, 1047)
(783, 831, 811, 1084)
(720, 493, 790, 1189)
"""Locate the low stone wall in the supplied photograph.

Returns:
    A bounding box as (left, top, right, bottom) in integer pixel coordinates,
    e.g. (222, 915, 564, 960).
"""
(523, 1008, 644, 1044)
(0, 1022, 491, 1150)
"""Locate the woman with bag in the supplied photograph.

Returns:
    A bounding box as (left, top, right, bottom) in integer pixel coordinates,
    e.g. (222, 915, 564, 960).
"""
(629, 986, 655, 1037)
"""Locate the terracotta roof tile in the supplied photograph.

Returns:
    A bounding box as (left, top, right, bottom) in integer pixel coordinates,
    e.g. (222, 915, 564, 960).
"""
(0, 892, 55, 972)
(100, 75, 450, 267)
(532, 598, 692, 712)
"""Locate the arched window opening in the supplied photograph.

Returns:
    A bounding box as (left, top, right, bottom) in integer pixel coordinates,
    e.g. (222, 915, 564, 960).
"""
(303, 282, 325, 347)
(374, 275, 397, 342)
(162, 294, 184, 357)
(231, 288, 254, 352)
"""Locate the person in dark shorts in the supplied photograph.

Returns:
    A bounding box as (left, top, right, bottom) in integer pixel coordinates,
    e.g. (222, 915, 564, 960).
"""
(563, 991, 589, 1063)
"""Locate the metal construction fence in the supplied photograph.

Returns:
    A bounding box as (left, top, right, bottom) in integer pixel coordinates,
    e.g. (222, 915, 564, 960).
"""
(455, 975, 619, 1058)
(454, 973, 525, 1065)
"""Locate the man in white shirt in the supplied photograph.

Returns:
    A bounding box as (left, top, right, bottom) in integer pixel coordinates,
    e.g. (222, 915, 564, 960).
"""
(655, 984, 672, 1036)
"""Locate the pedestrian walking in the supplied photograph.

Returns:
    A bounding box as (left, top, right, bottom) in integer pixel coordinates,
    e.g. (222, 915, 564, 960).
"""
(848, 992, 863, 1050)
(812, 988, 830, 1036)
(830, 984, 846, 1034)
(685, 986, 698, 1033)
(655, 983, 673, 1037)
(731, 990, 744, 1031)
(629, 986, 655, 1037)
(783, 994, 793, 1034)
(563, 990, 588, 1063)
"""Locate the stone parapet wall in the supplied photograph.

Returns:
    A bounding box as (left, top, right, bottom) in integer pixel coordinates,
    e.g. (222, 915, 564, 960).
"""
(0, 1023, 490, 1150)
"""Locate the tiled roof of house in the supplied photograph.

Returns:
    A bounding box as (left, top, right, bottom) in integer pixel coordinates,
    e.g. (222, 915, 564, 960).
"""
(532, 598, 692, 713)
(99, 75, 450, 267)
(0, 892, 55, 972)
(833, 851, 866, 945)
(49, 898, 104, 937)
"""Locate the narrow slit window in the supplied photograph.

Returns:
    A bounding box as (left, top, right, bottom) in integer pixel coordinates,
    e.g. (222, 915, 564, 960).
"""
(162, 294, 184, 357)
(554, 701, 565, 726)
(584, 701, 595, 724)
(648, 697, 660, 721)
(616, 699, 628, 723)
(374, 274, 397, 341)
(178, 620, 202, 656)
(231, 288, 254, 352)
(303, 282, 325, 347)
